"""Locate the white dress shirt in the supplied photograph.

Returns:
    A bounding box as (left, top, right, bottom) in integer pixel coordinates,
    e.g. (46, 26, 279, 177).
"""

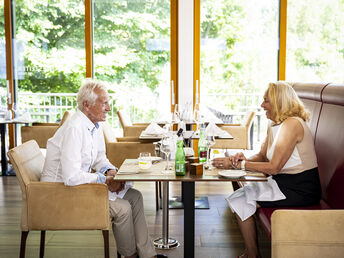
(41, 109, 132, 200)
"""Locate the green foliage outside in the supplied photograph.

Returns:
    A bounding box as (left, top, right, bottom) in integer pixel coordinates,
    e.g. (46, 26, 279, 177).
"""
(0, 0, 343, 125)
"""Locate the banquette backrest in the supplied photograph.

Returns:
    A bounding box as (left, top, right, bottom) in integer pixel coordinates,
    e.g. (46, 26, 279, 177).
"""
(292, 82, 344, 208)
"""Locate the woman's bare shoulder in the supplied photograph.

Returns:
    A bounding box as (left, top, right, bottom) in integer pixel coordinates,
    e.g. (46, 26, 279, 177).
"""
(281, 117, 304, 138)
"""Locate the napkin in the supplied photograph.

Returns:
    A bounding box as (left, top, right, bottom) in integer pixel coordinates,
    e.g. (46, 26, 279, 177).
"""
(205, 122, 232, 138)
(225, 176, 286, 221)
(142, 122, 166, 135)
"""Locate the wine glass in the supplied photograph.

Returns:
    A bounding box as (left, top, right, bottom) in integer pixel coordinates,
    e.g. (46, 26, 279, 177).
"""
(160, 135, 174, 173)
(205, 134, 216, 169)
(172, 104, 180, 123)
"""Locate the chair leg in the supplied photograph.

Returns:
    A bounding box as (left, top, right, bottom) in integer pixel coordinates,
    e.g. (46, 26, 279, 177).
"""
(102, 230, 109, 258)
(40, 231, 45, 258)
(20, 231, 29, 258)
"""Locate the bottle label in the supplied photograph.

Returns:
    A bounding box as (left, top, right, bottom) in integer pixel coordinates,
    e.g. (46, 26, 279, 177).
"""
(175, 163, 185, 175)
(199, 151, 207, 158)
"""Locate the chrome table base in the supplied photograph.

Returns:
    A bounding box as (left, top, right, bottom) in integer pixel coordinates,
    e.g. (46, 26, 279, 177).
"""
(154, 181, 180, 250)
(153, 237, 179, 249)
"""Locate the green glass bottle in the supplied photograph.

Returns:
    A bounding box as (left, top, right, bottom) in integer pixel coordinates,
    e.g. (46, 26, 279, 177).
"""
(175, 138, 186, 176)
(198, 125, 207, 163)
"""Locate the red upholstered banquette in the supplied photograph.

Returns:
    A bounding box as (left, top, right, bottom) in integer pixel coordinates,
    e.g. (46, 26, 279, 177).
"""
(256, 82, 344, 238)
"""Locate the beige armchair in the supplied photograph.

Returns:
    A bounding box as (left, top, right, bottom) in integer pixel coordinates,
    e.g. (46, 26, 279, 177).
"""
(117, 110, 149, 137)
(271, 209, 344, 258)
(7, 140, 110, 258)
(21, 110, 72, 148)
(213, 110, 256, 149)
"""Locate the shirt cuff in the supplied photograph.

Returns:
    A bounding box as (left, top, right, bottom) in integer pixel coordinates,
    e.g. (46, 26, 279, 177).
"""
(97, 173, 106, 184)
(99, 165, 116, 175)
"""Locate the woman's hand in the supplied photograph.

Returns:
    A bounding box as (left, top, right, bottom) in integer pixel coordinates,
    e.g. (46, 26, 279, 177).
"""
(212, 157, 232, 169)
(230, 152, 246, 168)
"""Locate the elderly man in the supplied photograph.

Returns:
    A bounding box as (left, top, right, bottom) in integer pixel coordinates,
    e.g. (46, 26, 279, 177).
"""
(41, 79, 166, 258)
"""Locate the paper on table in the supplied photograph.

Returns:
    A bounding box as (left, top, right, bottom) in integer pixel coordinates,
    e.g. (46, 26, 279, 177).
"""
(142, 122, 166, 135)
(206, 122, 232, 138)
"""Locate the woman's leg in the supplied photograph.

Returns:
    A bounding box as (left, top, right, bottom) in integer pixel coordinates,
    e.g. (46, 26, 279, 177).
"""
(235, 213, 259, 258)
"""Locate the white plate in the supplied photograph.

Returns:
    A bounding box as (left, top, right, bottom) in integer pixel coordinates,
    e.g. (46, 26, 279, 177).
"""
(218, 170, 246, 178)
(151, 156, 162, 161)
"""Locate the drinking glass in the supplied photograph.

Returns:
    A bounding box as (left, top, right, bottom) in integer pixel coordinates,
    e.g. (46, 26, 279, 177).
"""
(160, 135, 174, 173)
(138, 152, 152, 170)
(172, 104, 180, 123)
(206, 134, 216, 169)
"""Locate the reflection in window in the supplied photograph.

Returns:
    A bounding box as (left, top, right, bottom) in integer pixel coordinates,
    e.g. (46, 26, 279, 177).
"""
(286, 0, 344, 82)
(14, 0, 85, 122)
(93, 0, 171, 127)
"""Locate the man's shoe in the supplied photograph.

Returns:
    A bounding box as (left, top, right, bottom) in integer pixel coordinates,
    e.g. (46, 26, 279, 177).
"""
(156, 254, 168, 258)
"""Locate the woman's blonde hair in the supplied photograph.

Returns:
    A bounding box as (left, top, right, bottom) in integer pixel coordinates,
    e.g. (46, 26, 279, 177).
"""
(267, 81, 309, 123)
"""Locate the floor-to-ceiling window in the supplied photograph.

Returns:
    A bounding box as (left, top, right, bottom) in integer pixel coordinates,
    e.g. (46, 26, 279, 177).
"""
(199, 0, 278, 112)
(13, 0, 86, 122)
(0, 1, 6, 108)
(93, 0, 171, 127)
(198, 0, 279, 144)
(286, 0, 344, 82)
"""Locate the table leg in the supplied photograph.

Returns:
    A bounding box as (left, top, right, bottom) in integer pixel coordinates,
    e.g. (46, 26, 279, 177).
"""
(183, 181, 195, 258)
(0, 124, 8, 176)
(153, 181, 179, 249)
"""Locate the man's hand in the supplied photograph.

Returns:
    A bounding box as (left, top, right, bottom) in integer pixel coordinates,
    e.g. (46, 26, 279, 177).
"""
(105, 176, 125, 193)
(106, 169, 118, 177)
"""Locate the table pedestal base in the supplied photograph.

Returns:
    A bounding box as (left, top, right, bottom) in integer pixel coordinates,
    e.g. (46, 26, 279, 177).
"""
(169, 196, 210, 209)
(153, 237, 179, 249)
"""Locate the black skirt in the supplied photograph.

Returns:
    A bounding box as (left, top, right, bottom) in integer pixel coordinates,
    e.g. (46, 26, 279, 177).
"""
(258, 167, 322, 208)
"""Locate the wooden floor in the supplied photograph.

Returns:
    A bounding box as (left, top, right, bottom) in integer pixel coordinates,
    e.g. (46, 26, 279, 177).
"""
(0, 176, 271, 258)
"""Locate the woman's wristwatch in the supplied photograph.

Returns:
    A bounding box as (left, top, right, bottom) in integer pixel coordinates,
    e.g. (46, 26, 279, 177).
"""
(241, 160, 246, 170)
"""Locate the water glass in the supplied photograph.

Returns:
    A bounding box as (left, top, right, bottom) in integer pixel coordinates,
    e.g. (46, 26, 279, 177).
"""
(206, 134, 216, 169)
(160, 135, 174, 173)
(138, 152, 152, 170)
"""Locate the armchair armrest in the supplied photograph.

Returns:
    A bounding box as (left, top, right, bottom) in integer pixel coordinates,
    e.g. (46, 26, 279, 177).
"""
(32, 122, 59, 126)
(26, 182, 109, 230)
(117, 137, 141, 142)
(219, 123, 241, 126)
(132, 123, 150, 126)
(271, 209, 344, 258)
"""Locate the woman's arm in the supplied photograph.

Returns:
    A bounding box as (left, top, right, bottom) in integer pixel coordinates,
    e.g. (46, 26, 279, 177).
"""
(213, 134, 268, 169)
(243, 118, 304, 175)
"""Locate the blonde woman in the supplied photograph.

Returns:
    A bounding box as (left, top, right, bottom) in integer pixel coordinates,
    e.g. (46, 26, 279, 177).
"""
(213, 82, 321, 258)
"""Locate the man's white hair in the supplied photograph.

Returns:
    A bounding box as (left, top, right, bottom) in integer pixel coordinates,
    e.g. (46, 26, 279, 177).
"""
(77, 79, 108, 111)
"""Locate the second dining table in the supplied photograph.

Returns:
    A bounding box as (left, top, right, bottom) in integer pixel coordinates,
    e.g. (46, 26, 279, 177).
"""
(115, 159, 267, 258)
